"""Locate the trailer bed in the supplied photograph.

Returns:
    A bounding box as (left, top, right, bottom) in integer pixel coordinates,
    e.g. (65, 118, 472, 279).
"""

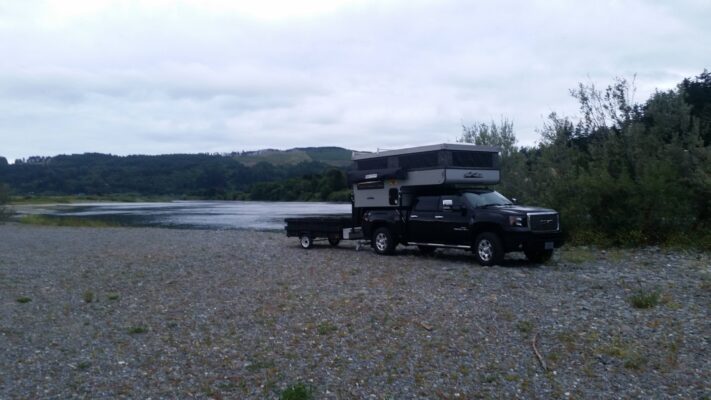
(285, 214, 363, 248)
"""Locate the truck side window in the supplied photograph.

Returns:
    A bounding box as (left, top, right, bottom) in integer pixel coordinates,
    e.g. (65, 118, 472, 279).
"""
(441, 195, 462, 211)
(414, 196, 438, 211)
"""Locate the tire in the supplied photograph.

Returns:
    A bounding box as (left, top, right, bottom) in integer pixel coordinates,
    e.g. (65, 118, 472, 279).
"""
(328, 235, 341, 247)
(473, 232, 503, 266)
(372, 227, 396, 255)
(524, 248, 554, 263)
(299, 235, 313, 249)
(417, 245, 436, 255)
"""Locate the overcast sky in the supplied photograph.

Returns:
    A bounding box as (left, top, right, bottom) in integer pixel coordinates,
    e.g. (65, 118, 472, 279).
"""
(1, 0, 709, 162)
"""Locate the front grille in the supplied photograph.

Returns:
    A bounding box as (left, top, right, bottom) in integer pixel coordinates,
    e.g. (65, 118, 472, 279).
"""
(528, 213, 559, 232)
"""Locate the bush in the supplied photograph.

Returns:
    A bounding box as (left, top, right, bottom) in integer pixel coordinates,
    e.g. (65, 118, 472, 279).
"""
(0, 183, 12, 222)
(280, 383, 313, 400)
(629, 289, 660, 309)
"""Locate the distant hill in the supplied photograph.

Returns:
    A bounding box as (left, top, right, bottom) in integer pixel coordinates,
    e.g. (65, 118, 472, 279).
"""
(233, 146, 353, 167)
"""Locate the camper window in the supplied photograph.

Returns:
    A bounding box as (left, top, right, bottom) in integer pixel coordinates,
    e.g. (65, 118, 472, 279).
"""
(451, 151, 495, 168)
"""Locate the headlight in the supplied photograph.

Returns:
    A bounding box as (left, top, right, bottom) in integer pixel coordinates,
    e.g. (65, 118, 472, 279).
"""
(508, 215, 526, 227)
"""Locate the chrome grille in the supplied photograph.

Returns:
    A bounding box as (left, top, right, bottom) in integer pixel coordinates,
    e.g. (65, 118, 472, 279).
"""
(528, 213, 559, 232)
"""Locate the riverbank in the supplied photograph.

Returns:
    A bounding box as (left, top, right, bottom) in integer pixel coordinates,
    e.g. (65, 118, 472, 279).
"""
(1, 224, 709, 399)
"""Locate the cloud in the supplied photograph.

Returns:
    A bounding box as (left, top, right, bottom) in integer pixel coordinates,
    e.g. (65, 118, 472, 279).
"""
(0, 0, 709, 161)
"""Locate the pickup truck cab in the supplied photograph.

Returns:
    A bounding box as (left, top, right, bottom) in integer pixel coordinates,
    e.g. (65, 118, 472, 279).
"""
(362, 189, 564, 265)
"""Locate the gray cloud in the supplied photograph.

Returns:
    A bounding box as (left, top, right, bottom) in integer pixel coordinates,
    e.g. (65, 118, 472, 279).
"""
(0, 0, 709, 161)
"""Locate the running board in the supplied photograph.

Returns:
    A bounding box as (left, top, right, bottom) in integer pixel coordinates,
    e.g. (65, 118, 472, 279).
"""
(409, 242, 471, 250)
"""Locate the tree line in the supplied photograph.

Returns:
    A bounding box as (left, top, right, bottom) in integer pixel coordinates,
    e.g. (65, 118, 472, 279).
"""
(460, 71, 710, 248)
(0, 153, 348, 201)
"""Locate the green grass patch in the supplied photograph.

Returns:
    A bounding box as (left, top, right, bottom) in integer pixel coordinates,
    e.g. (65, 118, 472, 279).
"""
(107, 293, 120, 301)
(317, 322, 338, 335)
(83, 290, 94, 303)
(559, 247, 596, 264)
(280, 383, 313, 400)
(19, 214, 121, 228)
(16, 296, 32, 303)
(127, 326, 148, 334)
(245, 359, 275, 372)
(515, 320, 533, 334)
(10, 194, 180, 205)
(629, 289, 660, 309)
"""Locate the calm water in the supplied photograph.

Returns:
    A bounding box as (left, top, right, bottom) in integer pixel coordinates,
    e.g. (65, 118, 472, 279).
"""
(19, 201, 351, 231)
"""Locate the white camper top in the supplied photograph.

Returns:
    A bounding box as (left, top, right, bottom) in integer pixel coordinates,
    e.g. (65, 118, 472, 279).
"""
(352, 143, 500, 161)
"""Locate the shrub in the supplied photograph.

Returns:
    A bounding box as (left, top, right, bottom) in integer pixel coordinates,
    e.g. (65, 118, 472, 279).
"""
(280, 383, 313, 400)
(629, 289, 660, 309)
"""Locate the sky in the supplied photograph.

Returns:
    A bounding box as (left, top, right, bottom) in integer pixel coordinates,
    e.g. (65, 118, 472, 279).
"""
(0, 0, 709, 162)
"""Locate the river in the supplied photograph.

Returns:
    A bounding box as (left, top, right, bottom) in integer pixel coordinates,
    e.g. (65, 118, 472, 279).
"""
(15, 201, 351, 230)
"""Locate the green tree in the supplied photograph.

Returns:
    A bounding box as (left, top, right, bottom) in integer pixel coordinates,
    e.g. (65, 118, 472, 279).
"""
(458, 118, 529, 200)
(0, 183, 11, 222)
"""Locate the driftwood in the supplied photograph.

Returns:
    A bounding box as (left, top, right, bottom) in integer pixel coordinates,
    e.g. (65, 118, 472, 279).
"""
(532, 332, 548, 371)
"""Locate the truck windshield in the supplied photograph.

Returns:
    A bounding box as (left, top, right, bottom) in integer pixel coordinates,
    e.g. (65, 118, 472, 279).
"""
(463, 191, 513, 208)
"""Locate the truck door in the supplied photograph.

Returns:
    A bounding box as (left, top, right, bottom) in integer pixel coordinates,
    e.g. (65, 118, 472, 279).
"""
(407, 196, 440, 243)
(439, 195, 471, 246)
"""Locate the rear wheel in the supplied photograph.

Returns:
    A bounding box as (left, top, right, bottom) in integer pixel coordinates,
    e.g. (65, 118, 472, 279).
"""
(299, 235, 313, 249)
(473, 232, 503, 266)
(372, 227, 396, 255)
(524, 248, 553, 263)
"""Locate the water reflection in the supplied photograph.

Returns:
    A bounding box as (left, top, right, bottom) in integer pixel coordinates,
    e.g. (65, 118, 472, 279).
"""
(19, 201, 351, 231)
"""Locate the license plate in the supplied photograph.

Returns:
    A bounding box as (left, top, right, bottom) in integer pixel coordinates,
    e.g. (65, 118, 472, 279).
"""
(544, 241, 554, 250)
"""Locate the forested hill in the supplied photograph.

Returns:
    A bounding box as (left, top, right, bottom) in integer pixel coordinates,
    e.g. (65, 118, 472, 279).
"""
(0, 149, 354, 201)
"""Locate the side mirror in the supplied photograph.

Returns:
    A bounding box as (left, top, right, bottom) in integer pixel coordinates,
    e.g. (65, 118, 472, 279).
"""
(511, 198, 518, 205)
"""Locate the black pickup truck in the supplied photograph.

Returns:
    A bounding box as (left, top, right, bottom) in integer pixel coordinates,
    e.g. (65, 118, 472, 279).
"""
(362, 188, 563, 265)
(286, 188, 564, 265)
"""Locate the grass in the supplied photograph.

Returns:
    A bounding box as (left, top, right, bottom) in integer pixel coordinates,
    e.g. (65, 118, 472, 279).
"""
(515, 320, 533, 334)
(10, 194, 182, 205)
(127, 326, 148, 334)
(599, 337, 647, 370)
(559, 247, 596, 264)
(245, 359, 275, 372)
(316, 322, 338, 335)
(16, 296, 32, 303)
(83, 290, 94, 303)
(107, 293, 120, 301)
(628, 289, 660, 309)
(280, 383, 313, 400)
(18, 214, 122, 228)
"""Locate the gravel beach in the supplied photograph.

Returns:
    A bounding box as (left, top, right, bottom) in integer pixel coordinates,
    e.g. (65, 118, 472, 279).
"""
(1, 224, 709, 399)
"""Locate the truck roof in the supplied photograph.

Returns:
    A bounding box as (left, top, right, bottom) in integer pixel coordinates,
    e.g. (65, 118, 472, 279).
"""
(351, 143, 500, 161)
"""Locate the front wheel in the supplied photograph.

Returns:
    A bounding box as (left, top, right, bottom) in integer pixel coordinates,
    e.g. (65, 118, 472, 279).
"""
(524, 248, 553, 263)
(299, 235, 313, 249)
(372, 227, 396, 255)
(473, 232, 503, 266)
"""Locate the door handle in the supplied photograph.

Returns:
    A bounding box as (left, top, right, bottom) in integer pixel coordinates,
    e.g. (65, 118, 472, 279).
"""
(434, 215, 443, 219)
(411, 215, 418, 218)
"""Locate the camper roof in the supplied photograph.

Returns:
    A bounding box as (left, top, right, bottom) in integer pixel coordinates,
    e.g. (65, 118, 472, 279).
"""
(352, 143, 500, 161)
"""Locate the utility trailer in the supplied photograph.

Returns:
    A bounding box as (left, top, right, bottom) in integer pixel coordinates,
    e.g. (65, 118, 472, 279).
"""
(284, 214, 363, 249)
(284, 143, 564, 264)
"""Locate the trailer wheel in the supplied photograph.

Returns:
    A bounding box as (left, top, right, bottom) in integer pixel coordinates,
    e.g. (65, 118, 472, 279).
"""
(372, 227, 396, 255)
(328, 235, 341, 247)
(299, 235, 313, 249)
(473, 232, 503, 266)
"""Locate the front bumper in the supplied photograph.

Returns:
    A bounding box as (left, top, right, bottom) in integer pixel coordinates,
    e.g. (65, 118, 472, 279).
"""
(502, 230, 565, 252)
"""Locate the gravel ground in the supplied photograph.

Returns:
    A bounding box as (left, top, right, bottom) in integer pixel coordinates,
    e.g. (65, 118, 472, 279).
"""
(0, 224, 709, 399)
